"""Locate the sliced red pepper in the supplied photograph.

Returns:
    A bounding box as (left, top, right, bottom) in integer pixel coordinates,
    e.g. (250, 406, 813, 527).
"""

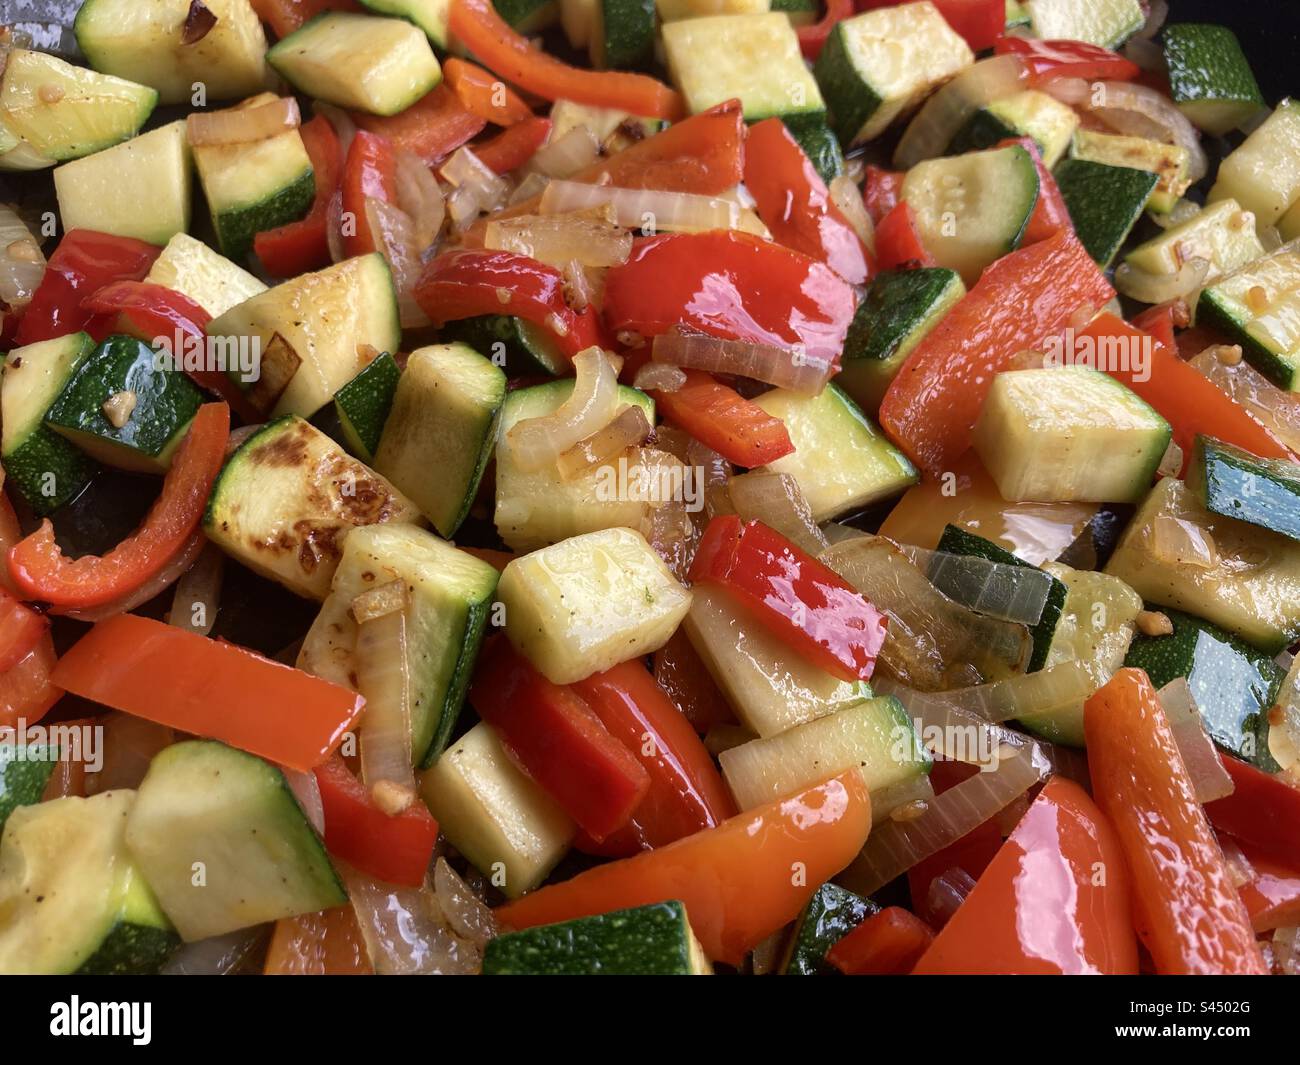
(1078, 313, 1294, 472)
(495, 771, 873, 965)
(0, 494, 23, 596)
(913, 777, 1140, 974)
(8, 403, 229, 610)
(863, 165, 905, 225)
(649, 370, 793, 468)
(689, 515, 888, 683)
(827, 906, 935, 975)
(255, 114, 343, 277)
(449, 0, 682, 119)
(1205, 755, 1300, 869)
(0, 633, 61, 730)
(1131, 301, 1182, 352)
(53, 614, 363, 772)
(470, 638, 650, 842)
(250, 0, 359, 38)
(443, 57, 533, 126)
(353, 85, 486, 167)
(570, 659, 737, 851)
(313, 756, 439, 888)
(341, 130, 397, 259)
(797, 0, 853, 59)
(996, 136, 1072, 243)
(474, 116, 552, 175)
(1234, 842, 1300, 933)
(743, 117, 873, 286)
(603, 230, 856, 367)
(0, 588, 48, 675)
(652, 627, 736, 735)
(879, 227, 1114, 477)
(994, 35, 1141, 85)
(415, 249, 607, 360)
(1085, 669, 1267, 975)
(15, 230, 160, 347)
(860, 0, 1004, 52)
(874, 201, 936, 271)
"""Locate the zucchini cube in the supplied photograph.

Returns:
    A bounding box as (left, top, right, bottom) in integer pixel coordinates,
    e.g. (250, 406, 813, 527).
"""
(1209, 101, 1300, 228)
(1163, 23, 1265, 136)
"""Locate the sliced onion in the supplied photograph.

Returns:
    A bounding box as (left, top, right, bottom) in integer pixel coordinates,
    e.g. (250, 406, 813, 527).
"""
(725, 471, 828, 557)
(900, 544, 1053, 626)
(927, 867, 976, 927)
(635, 448, 700, 581)
(162, 927, 266, 975)
(1122, 37, 1165, 72)
(84, 712, 175, 794)
(1157, 678, 1235, 803)
(365, 197, 429, 330)
(1191, 348, 1300, 454)
(506, 347, 620, 470)
(652, 326, 833, 395)
(61, 531, 207, 622)
(1114, 256, 1210, 305)
(439, 146, 508, 211)
(828, 174, 875, 253)
(1135, 0, 1168, 39)
(315, 102, 356, 158)
(284, 766, 325, 835)
(539, 179, 743, 234)
(1156, 439, 1184, 480)
(1268, 653, 1300, 771)
(187, 97, 300, 147)
(509, 170, 550, 206)
(1041, 76, 1091, 108)
(484, 210, 631, 269)
(326, 190, 345, 263)
(563, 259, 601, 312)
(342, 865, 481, 975)
(1149, 514, 1218, 568)
(632, 362, 686, 393)
(1273, 926, 1300, 976)
(181, 0, 218, 45)
(433, 858, 497, 950)
(873, 768, 936, 825)
(1218, 835, 1258, 889)
(894, 55, 1027, 169)
(226, 423, 263, 455)
(353, 580, 415, 792)
(1090, 81, 1206, 182)
(530, 125, 600, 179)
(394, 150, 445, 251)
(1150, 198, 1200, 230)
(0, 204, 45, 310)
(924, 660, 1095, 725)
(168, 542, 223, 636)
(555, 403, 651, 478)
(1259, 223, 1284, 254)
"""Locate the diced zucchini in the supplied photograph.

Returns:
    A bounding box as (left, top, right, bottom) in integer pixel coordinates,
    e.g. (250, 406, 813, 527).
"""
(268, 12, 441, 117)
(498, 526, 692, 684)
(1162, 23, 1265, 136)
(203, 415, 421, 600)
(1104, 477, 1300, 653)
(298, 523, 500, 765)
(771, 0, 816, 25)
(45, 335, 203, 474)
(719, 695, 929, 811)
(1, 333, 98, 514)
(74, 0, 270, 105)
(0, 744, 57, 835)
(779, 882, 877, 975)
(684, 585, 873, 738)
(814, 3, 973, 147)
(144, 233, 267, 318)
(1209, 100, 1300, 227)
(1125, 199, 1264, 285)
(658, 0, 770, 18)
(787, 119, 844, 184)
(373, 343, 506, 539)
(548, 99, 663, 156)
(483, 900, 712, 975)
(1053, 157, 1159, 268)
(495, 0, 560, 30)
(358, 0, 452, 47)
(53, 120, 191, 246)
(663, 13, 825, 126)
(1124, 607, 1281, 771)
(1070, 128, 1190, 214)
(837, 267, 964, 413)
(1023, 0, 1143, 48)
(1197, 247, 1300, 391)
(440, 315, 567, 376)
(0, 791, 178, 975)
(1188, 435, 1300, 543)
(206, 252, 401, 417)
(1282, 198, 1300, 243)
(973, 367, 1170, 503)
(125, 741, 345, 941)
(948, 90, 1079, 168)
(418, 722, 574, 897)
(313, 349, 401, 463)
(1004, 0, 1030, 29)
(0, 48, 156, 162)
(753, 383, 918, 521)
(561, 0, 599, 47)
(591, 0, 657, 70)
(191, 94, 315, 261)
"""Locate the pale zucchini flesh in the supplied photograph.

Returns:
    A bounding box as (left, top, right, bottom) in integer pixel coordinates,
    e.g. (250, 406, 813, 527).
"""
(1023, 0, 1143, 48)
(1125, 199, 1264, 284)
(144, 233, 267, 319)
(1071, 129, 1191, 214)
(1197, 248, 1300, 390)
(1209, 100, 1300, 228)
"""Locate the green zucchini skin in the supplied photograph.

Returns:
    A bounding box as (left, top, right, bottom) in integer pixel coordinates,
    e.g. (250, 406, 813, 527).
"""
(785, 118, 844, 184)
(1188, 434, 1300, 543)
(311, 351, 402, 462)
(1053, 157, 1159, 267)
(0, 746, 57, 835)
(779, 882, 877, 975)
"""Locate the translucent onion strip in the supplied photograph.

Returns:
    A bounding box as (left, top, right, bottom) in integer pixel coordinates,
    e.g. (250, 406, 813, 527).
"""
(555, 403, 651, 478)
(484, 210, 632, 268)
(1267, 653, 1300, 771)
(901, 544, 1052, 626)
(0, 204, 45, 310)
(162, 927, 267, 975)
(1114, 256, 1210, 305)
(539, 178, 745, 234)
(186, 96, 300, 147)
(507, 347, 620, 470)
(353, 580, 415, 792)
(1090, 80, 1207, 182)
(169, 542, 223, 636)
(365, 197, 429, 330)
(1190, 348, 1300, 454)
(433, 858, 498, 950)
(529, 125, 600, 179)
(828, 174, 875, 253)
(342, 866, 481, 975)
(894, 55, 1026, 169)
(1148, 514, 1218, 569)
(918, 660, 1094, 725)
(651, 326, 834, 395)
(1157, 678, 1235, 803)
(725, 470, 828, 557)
(284, 766, 326, 835)
(393, 149, 445, 251)
(631, 361, 686, 393)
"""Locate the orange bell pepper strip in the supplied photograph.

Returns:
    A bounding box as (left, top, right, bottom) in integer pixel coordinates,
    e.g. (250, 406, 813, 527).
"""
(0, 633, 61, 730)
(1205, 755, 1300, 868)
(0, 588, 48, 674)
(648, 370, 794, 468)
(874, 201, 936, 271)
(353, 85, 486, 166)
(1077, 313, 1293, 473)
(0, 494, 21, 596)
(1085, 669, 1267, 975)
(39, 716, 98, 800)
(264, 906, 374, 975)
(475, 116, 552, 175)
(1234, 843, 1300, 933)
(495, 771, 873, 965)
(443, 57, 533, 126)
(250, 0, 360, 39)
(652, 628, 736, 735)
(827, 906, 935, 975)
(51, 614, 364, 773)
(912, 777, 1139, 974)
(879, 227, 1114, 478)
(449, 0, 683, 120)
(7, 403, 229, 611)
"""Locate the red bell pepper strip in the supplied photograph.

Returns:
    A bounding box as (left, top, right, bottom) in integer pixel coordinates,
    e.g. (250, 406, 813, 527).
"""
(254, 115, 343, 277)
(0, 588, 48, 675)
(0, 495, 22, 596)
(648, 370, 794, 468)
(475, 116, 552, 175)
(415, 249, 606, 360)
(470, 639, 651, 842)
(443, 57, 534, 126)
(913, 777, 1139, 974)
(450, 0, 682, 119)
(353, 85, 486, 166)
(863, 165, 905, 225)
(1085, 669, 1267, 975)
(14, 230, 160, 347)
(860, 0, 1004, 52)
(8, 403, 229, 610)
(264, 906, 374, 975)
(1205, 755, 1300, 869)
(341, 131, 397, 259)
(495, 771, 873, 964)
(994, 35, 1140, 85)
(603, 230, 856, 367)
(313, 756, 439, 888)
(0, 633, 61, 730)
(689, 515, 888, 683)
(53, 613, 364, 772)
(879, 227, 1114, 478)
(1078, 313, 1294, 472)
(797, 0, 853, 59)
(743, 117, 874, 285)
(997, 136, 1072, 243)
(827, 906, 935, 975)
(1235, 843, 1300, 933)
(874, 201, 936, 271)
(250, 0, 359, 38)
(570, 659, 737, 850)
(652, 628, 736, 735)
(1131, 300, 1182, 351)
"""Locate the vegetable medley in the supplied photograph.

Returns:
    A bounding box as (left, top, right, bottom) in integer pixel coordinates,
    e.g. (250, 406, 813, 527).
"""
(0, 0, 1298, 977)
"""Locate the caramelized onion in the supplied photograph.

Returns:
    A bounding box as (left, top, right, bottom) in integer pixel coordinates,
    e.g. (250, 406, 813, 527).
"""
(507, 347, 620, 470)
(187, 97, 300, 147)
